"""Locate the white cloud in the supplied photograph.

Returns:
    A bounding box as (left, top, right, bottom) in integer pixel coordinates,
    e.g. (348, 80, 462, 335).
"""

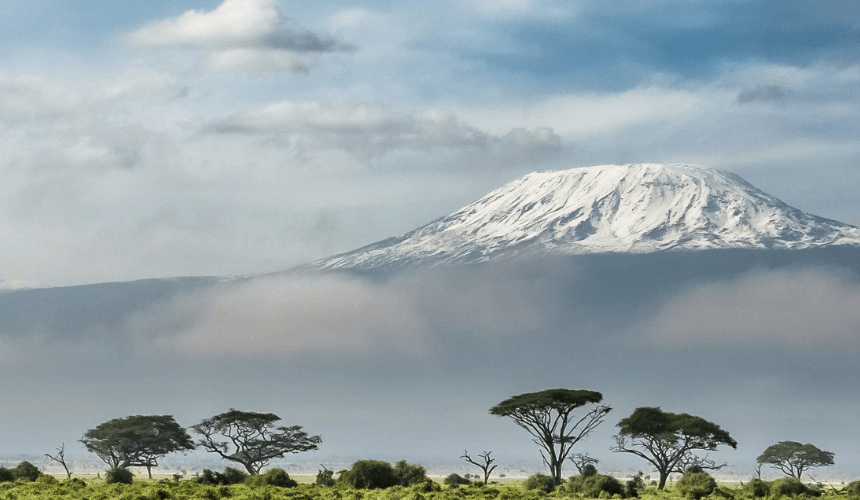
(204, 100, 562, 163)
(643, 268, 860, 350)
(127, 0, 352, 72)
(135, 275, 433, 360)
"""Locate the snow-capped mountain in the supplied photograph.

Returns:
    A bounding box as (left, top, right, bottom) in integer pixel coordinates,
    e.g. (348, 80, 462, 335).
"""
(313, 163, 860, 271)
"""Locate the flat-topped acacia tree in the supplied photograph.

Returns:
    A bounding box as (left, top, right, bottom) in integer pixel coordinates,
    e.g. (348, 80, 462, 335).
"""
(757, 441, 834, 479)
(80, 415, 195, 478)
(490, 388, 611, 485)
(612, 407, 737, 490)
(192, 409, 321, 475)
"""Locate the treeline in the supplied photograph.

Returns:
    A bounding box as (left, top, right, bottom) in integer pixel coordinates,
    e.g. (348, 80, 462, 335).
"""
(0, 387, 843, 492)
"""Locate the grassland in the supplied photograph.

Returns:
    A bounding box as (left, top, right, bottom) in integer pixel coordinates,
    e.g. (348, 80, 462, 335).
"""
(1, 473, 859, 500)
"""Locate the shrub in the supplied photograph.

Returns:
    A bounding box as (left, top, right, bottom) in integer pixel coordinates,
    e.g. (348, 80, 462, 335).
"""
(317, 468, 336, 487)
(523, 473, 555, 493)
(13, 461, 42, 482)
(769, 477, 821, 498)
(676, 471, 716, 500)
(741, 478, 770, 498)
(105, 467, 134, 485)
(245, 468, 298, 488)
(444, 474, 472, 487)
(36, 474, 59, 485)
(411, 478, 442, 493)
(394, 460, 427, 486)
(338, 460, 400, 489)
(222, 467, 248, 485)
(625, 473, 645, 498)
(567, 473, 626, 498)
(196, 467, 248, 485)
(844, 481, 860, 497)
(582, 464, 599, 477)
(0, 468, 14, 483)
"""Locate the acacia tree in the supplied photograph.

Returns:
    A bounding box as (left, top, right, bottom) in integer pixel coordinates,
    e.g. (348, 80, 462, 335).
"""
(757, 441, 834, 479)
(490, 388, 611, 485)
(461, 450, 496, 485)
(612, 407, 737, 490)
(192, 409, 321, 475)
(80, 415, 195, 478)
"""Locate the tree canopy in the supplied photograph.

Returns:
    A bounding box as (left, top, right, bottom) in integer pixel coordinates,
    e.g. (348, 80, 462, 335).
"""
(191, 409, 321, 475)
(612, 406, 737, 490)
(490, 388, 611, 485)
(757, 441, 834, 479)
(80, 415, 194, 478)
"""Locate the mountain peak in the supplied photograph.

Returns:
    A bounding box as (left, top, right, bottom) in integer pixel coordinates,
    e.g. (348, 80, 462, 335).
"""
(313, 163, 860, 271)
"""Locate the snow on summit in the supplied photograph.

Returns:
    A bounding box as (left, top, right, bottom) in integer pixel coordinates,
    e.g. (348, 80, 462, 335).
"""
(314, 163, 860, 271)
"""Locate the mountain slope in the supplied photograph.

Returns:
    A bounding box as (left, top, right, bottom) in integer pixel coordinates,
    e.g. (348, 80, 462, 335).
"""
(313, 163, 860, 271)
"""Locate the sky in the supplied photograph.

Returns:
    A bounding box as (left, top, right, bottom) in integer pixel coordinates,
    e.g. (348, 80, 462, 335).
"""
(2, 0, 860, 481)
(0, 0, 859, 287)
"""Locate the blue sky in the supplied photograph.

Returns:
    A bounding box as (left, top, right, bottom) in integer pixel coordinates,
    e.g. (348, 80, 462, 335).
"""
(0, 0, 859, 287)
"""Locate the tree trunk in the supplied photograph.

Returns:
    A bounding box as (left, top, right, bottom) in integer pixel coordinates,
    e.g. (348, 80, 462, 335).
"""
(243, 462, 257, 475)
(553, 459, 563, 486)
(146, 465, 152, 479)
(657, 470, 669, 490)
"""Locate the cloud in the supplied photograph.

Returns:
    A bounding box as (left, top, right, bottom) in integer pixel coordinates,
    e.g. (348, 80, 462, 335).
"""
(203, 100, 562, 163)
(643, 267, 860, 351)
(127, 265, 565, 363)
(736, 84, 787, 104)
(135, 275, 434, 360)
(127, 0, 353, 72)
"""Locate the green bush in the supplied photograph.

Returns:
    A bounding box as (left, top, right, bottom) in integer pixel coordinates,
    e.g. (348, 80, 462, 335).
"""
(35, 474, 59, 485)
(844, 480, 860, 497)
(338, 460, 400, 489)
(567, 473, 626, 498)
(625, 473, 645, 498)
(523, 473, 555, 493)
(394, 460, 428, 486)
(13, 461, 42, 482)
(196, 467, 248, 485)
(411, 478, 443, 493)
(769, 477, 821, 498)
(581, 464, 599, 477)
(0, 468, 14, 483)
(444, 473, 472, 487)
(245, 468, 298, 488)
(741, 478, 770, 498)
(675, 471, 716, 500)
(317, 468, 336, 487)
(105, 467, 134, 485)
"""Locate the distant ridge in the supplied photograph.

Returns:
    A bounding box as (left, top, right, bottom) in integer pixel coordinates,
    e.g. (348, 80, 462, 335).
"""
(312, 163, 860, 271)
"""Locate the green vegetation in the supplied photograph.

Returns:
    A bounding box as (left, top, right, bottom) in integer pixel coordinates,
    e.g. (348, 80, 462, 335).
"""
(336, 459, 428, 489)
(104, 467, 134, 485)
(2, 471, 855, 500)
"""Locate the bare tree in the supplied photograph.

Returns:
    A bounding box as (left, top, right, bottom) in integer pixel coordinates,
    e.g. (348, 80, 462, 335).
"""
(44, 443, 72, 480)
(461, 450, 497, 485)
